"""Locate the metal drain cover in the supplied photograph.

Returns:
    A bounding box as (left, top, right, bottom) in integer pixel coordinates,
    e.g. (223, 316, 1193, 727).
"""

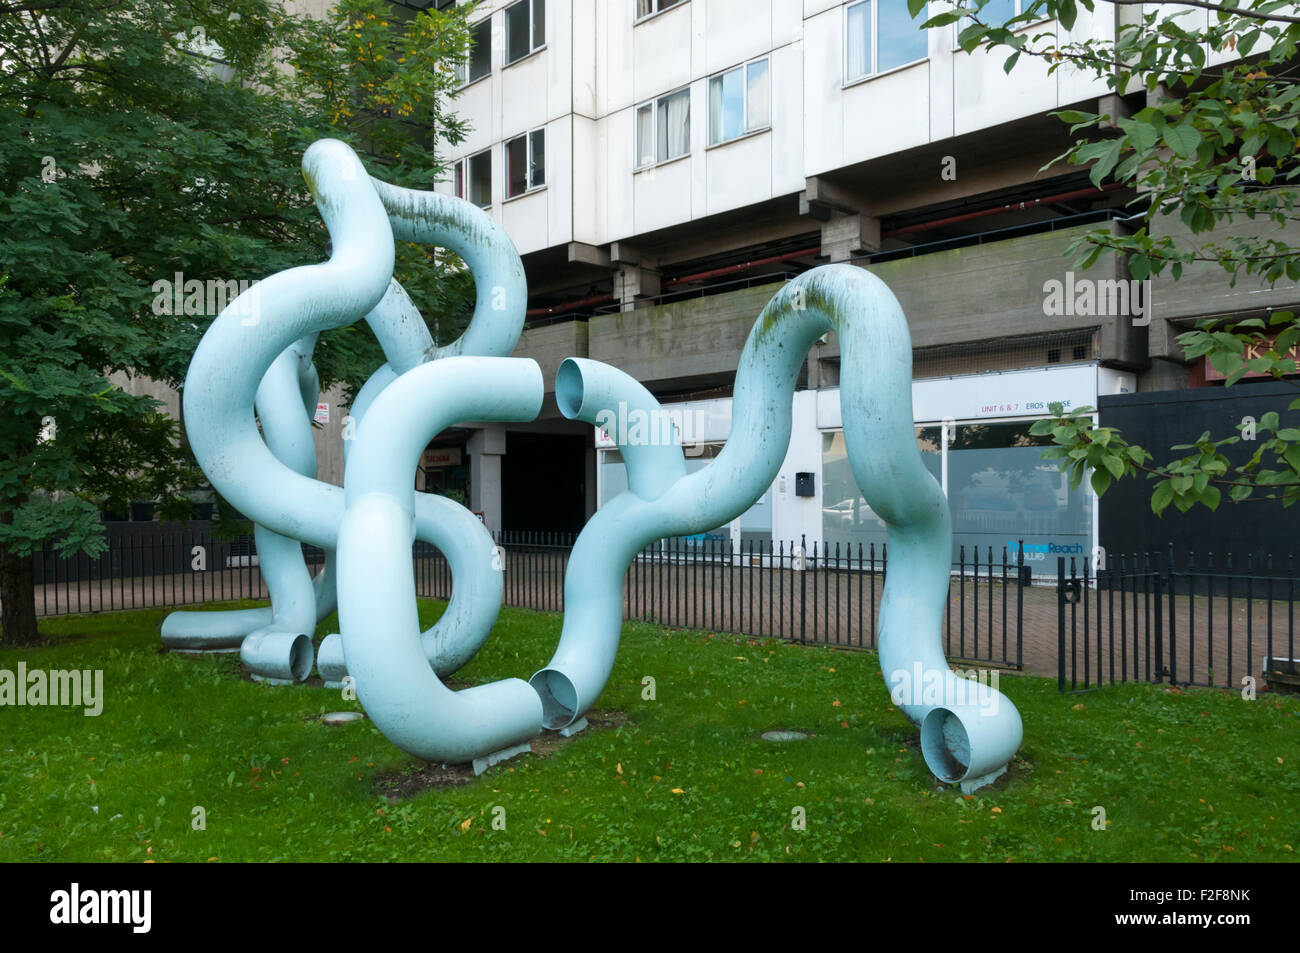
(761, 730, 808, 742)
(322, 711, 366, 726)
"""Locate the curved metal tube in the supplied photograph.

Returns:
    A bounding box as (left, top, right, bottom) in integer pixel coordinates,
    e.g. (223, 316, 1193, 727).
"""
(336, 356, 544, 763)
(161, 336, 333, 656)
(182, 139, 394, 552)
(532, 264, 1021, 788)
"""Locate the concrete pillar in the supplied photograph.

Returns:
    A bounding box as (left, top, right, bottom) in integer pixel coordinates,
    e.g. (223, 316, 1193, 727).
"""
(468, 425, 506, 535)
(610, 242, 660, 311)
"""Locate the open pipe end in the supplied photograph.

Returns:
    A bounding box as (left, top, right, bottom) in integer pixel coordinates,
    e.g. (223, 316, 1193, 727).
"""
(920, 708, 971, 783)
(919, 703, 1020, 789)
(241, 631, 314, 683)
(529, 668, 579, 729)
(287, 634, 314, 681)
(555, 359, 585, 420)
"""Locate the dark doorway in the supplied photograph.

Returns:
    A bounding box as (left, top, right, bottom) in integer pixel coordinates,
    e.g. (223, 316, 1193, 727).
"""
(501, 432, 587, 534)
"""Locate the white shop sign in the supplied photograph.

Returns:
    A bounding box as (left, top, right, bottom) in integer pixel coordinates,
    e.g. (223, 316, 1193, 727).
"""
(816, 365, 1133, 429)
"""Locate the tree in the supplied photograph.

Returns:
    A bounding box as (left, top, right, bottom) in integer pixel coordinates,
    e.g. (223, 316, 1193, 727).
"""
(914, 0, 1300, 516)
(0, 0, 476, 644)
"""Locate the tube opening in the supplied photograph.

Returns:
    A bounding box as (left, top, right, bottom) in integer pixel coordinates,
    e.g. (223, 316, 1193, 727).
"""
(555, 359, 585, 420)
(289, 634, 314, 682)
(920, 708, 971, 782)
(529, 668, 579, 729)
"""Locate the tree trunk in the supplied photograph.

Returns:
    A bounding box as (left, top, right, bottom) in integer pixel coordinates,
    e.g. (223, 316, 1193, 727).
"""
(0, 509, 39, 645)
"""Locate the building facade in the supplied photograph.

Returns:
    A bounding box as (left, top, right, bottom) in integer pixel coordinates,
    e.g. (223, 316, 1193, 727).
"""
(405, 0, 1300, 562)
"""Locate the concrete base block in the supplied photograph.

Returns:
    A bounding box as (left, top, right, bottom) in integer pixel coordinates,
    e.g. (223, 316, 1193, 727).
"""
(960, 764, 1007, 795)
(558, 715, 589, 738)
(472, 741, 532, 776)
(250, 674, 295, 687)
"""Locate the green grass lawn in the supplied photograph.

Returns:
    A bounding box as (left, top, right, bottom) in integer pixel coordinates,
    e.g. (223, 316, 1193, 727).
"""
(2, 600, 1297, 862)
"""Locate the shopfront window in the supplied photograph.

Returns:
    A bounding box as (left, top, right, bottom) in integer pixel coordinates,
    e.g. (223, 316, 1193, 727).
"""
(821, 427, 941, 560)
(820, 421, 1092, 566)
(948, 421, 1090, 566)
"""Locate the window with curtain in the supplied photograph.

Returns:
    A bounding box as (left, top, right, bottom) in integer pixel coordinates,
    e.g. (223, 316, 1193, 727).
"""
(846, 0, 928, 82)
(657, 88, 690, 162)
(506, 128, 546, 197)
(458, 17, 491, 85)
(636, 88, 691, 167)
(708, 57, 769, 145)
(635, 103, 656, 167)
(505, 0, 544, 65)
(846, 0, 871, 81)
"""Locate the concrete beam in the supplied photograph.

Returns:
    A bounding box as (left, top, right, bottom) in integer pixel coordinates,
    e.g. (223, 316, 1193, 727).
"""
(804, 176, 872, 216)
(820, 212, 881, 262)
(567, 242, 611, 268)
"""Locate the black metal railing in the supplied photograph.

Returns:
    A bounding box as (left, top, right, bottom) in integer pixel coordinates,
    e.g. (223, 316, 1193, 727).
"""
(29, 525, 1026, 671)
(1056, 546, 1300, 693)
(29, 524, 328, 616)
(465, 532, 1024, 668)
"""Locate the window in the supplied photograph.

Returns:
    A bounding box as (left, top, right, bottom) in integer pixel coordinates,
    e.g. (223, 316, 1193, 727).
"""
(455, 150, 492, 208)
(956, 0, 1017, 42)
(821, 421, 1092, 563)
(505, 0, 544, 65)
(635, 87, 690, 167)
(708, 58, 769, 145)
(457, 17, 491, 85)
(506, 128, 545, 197)
(845, 0, 929, 83)
(636, 0, 685, 20)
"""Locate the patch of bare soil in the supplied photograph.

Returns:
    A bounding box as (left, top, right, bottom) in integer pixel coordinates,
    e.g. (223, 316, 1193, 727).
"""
(374, 708, 629, 801)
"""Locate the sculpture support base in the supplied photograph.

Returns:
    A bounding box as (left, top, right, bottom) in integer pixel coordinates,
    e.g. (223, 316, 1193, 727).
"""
(959, 764, 1007, 795)
(471, 741, 532, 776)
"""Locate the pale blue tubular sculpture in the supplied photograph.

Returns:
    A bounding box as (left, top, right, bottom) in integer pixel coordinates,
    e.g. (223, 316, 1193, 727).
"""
(160, 335, 336, 662)
(533, 265, 1022, 791)
(315, 177, 529, 687)
(174, 136, 1020, 790)
(336, 356, 545, 763)
(170, 138, 527, 685)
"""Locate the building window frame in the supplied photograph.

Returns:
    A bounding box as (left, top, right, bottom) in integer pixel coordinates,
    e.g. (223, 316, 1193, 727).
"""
(504, 0, 545, 66)
(634, 0, 687, 23)
(454, 149, 493, 208)
(456, 15, 492, 87)
(844, 0, 930, 86)
(707, 56, 771, 147)
(634, 86, 692, 170)
(954, 0, 1050, 48)
(505, 127, 546, 199)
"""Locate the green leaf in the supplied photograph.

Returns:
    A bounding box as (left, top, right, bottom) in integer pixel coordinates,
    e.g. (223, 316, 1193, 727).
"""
(1054, 109, 1098, 125)
(1151, 480, 1175, 516)
(1091, 467, 1112, 496)
(1162, 123, 1203, 159)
